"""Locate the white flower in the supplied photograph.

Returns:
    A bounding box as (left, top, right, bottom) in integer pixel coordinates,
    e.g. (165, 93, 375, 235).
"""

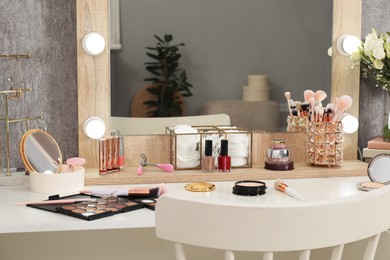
(364, 30, 384, 57)
(373, 46, 386, 60)
(373, 59, 384, 69)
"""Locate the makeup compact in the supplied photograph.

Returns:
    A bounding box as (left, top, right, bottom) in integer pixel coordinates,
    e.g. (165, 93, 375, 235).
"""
(358, 154, 390, 191)
(232, 180, 267, 196)
(264, 139, 294, 171)
(185, 182, 216, 192)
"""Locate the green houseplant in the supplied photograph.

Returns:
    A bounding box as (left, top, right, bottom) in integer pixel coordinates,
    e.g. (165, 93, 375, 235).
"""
(143, 34, 193, 117)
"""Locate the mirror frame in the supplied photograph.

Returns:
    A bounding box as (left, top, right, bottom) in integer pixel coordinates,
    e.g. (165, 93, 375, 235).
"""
(76, 0, 361, 168)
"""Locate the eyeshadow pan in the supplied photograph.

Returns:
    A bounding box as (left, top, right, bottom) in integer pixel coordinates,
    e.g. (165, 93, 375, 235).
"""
(115, 204, 126, 209)
(75, 203, 87, 208)
(105, 207, 119, 212)
(62, 205, 76, 210)
(97, 204, 107, 209)
(125, 202, 137, 206)
(82, 212, 95, 217)
(85, 206, 97, 211)
(72, 208, 86, 214)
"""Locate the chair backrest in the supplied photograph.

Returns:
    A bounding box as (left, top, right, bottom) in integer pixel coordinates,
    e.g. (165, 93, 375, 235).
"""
(155, 186, 390, 260)
(110, 114, 231, 135)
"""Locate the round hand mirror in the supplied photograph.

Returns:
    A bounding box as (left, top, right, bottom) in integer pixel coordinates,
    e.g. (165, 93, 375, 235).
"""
(367, 154, 390, 183)
(20, 129, 62, 173)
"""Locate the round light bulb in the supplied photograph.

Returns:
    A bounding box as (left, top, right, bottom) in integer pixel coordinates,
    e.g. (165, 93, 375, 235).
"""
(83, 116, 106, 139)
(341, 114, 359, 134)
(337, 34, 361, 56)
(82, 32, 106, 55)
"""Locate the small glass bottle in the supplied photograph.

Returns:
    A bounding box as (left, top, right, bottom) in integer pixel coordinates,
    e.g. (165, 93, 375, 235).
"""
(202, 140, 215, 172)
(218, 139, 231, 172)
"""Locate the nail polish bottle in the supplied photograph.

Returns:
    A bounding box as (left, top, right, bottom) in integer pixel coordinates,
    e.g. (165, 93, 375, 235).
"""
(218, 139, 231, 172)
(202, 140, 215, 172)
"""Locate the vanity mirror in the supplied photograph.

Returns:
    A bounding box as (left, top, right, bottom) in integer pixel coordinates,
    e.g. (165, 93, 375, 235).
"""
(367, 154, 390, 184)
(77, 0, 361, 168)
(20, 129, 62, 173)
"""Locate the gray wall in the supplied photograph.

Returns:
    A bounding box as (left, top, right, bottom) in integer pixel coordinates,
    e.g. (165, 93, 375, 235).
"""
(111, 0, 333, 126)
(358, 0, 390, 155)
(0, 0, 77, 169)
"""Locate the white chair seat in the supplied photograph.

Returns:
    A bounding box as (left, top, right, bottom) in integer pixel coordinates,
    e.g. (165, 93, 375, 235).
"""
(155, 185, 390, 260)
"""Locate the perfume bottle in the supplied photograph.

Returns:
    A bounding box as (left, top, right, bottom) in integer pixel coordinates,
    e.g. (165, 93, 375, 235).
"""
(202, 140, 215, 172)
(218, 139, 231, 172)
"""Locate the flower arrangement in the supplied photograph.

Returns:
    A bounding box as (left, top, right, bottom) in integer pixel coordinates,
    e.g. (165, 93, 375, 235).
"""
(351, 29, 390, 91)
(351, 29, 390, 141)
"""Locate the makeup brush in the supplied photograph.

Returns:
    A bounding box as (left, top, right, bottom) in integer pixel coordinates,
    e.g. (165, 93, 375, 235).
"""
(274, 179, 305, 201)
(314, 90, 327, 102)
(332, 95, 353, 122)
(284, 92, 292, 116)
(303, 89, 315, 103)
(309, 97, 315, 122)
(80, 183, 168, 198)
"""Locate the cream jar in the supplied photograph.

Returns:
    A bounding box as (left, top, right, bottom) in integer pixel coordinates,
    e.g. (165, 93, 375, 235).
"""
(264, 139, 294, 171)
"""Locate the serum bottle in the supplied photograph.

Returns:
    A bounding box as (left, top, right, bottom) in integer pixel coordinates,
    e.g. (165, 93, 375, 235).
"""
(202, 140, 215, 172)
(218, 139, 231, 172)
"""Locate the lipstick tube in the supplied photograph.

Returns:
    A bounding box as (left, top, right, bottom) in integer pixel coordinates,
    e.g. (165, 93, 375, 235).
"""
(112, 136, 120, 171)
(106, 138, 113, 172)
(99, 139, 107, 175)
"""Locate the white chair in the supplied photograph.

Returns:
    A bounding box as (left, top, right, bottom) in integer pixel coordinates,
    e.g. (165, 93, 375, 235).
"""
(155, 186, 390, 260)
(110, 114, 231, 135)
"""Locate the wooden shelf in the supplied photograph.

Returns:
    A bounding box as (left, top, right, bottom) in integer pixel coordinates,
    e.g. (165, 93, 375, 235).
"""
(85, 160, 368, 185)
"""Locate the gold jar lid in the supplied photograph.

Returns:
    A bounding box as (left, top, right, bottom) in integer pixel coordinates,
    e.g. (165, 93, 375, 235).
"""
(271, 139, 285, 146)
(185, 182, 216, 192)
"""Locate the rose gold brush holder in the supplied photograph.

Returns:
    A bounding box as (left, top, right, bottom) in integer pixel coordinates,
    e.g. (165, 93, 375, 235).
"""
(287, 115, 308, 132)
(306, 121, 343, 166)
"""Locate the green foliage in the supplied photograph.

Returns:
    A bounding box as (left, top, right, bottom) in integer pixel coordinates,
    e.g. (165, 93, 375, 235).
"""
(143, 34, 193, 117)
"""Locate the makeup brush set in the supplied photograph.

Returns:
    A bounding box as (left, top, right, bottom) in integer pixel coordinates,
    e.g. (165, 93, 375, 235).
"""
(285, 90, 353, 166)
(285, 90, 353, 124)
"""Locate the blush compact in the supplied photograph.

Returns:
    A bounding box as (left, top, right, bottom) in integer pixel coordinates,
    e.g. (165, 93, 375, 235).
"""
(232, 180, 267, 196)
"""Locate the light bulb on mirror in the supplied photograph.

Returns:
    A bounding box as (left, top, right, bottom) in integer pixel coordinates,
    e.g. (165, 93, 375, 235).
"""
(341, 113, 359, 134)
(337, 34, 361, 56)
(82, 32, 106, 55)
(83, 116, 106, 139)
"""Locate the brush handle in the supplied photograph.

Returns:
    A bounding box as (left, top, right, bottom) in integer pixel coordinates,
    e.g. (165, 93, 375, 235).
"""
(137, 165, 143, 175)
(155, 164, 174, 172)
(285, 187, 305, 201)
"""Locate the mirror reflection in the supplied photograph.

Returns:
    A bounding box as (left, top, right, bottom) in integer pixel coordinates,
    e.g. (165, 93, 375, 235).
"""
(20, 129, 62, 173)
(110, 0, 333, 135)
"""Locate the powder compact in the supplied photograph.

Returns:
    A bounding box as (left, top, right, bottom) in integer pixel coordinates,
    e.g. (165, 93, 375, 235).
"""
(185, 182, 216, 192)
(357, 154, 390, 191)
(27, 193, 143, 221)
(232, 180, 267, 196)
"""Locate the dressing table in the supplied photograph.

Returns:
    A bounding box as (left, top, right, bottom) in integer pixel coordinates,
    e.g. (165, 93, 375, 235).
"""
(3, 0, 386, 259)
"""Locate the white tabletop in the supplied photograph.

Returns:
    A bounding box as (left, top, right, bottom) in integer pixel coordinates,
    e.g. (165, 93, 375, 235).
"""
(0, 176, 371, 234)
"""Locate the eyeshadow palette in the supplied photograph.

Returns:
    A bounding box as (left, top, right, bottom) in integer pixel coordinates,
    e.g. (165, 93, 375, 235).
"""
(27, 193, 144, 221)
